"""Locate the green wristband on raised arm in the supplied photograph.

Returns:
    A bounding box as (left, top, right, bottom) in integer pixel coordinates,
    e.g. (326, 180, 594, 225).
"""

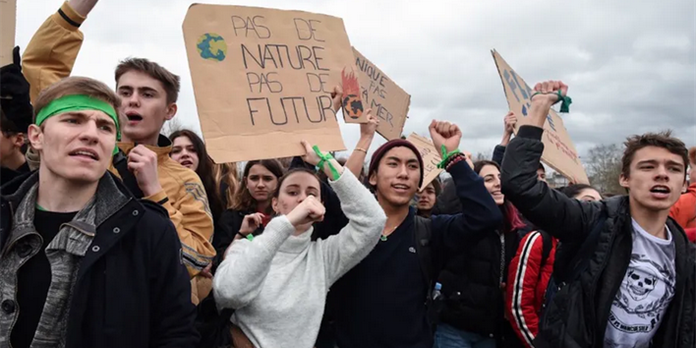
(312, 145, 341, 181)
(437, 145, 462, 169)
(530, 90, 573, 113)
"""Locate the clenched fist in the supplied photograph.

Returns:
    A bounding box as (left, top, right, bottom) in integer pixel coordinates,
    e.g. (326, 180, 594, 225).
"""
(127, 145, 162, 196)
(428, 120, 462, 154)
(286, 196, 325, 228)
(530, 80, 568, 106)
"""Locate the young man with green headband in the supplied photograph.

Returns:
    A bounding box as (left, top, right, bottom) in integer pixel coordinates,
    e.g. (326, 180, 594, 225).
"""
(22, 0, 216, 303)
(0, 76, 197, 347)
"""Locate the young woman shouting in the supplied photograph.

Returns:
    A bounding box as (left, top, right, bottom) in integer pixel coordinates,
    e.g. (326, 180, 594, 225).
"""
(213, 141, 387, 348)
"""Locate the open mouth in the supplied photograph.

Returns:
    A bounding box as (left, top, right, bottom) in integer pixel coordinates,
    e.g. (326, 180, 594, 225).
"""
(180, 160, 194, 167)
(650, 185, 670, 193)
(69, 148, 99, 161)
(650, 185, 671, 198)
(125, 112, 143, 123)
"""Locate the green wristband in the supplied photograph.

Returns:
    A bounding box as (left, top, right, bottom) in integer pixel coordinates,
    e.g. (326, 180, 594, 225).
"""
(530, 90, 573, 113)
(312, 145, 341, 181)
(437, 145, 462, 169)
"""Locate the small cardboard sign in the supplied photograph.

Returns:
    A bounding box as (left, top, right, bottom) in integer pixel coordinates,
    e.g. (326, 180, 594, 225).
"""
(406, 133, 443, 191)
(353, 47, 410, 140)
(491, 50, 589, 184)
(183, 5, 358, 163)
(1, 0, 17, 66)
(341, 68, 365, 123)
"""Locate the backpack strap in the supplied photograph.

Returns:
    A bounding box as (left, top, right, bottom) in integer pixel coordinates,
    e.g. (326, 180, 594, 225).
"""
(538, 231, 553, 272)
(112, 149, 144, 199)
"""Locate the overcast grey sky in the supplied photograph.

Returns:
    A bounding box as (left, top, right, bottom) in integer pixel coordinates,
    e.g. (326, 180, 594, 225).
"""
(15, 0, 696, 162)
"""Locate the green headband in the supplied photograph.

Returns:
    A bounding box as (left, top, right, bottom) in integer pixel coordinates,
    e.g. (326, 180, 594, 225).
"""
(35, 94, 121, 155)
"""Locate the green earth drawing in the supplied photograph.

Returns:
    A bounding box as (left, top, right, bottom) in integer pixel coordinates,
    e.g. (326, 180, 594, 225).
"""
(197, 33, 227, 62)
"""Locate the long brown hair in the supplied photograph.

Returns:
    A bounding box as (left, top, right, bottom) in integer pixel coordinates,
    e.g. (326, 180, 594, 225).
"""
(231, 159, 284, 214)
(215, 162, 240, 209)
(473, 160, 525, 233)
(169, 129, 223, 221)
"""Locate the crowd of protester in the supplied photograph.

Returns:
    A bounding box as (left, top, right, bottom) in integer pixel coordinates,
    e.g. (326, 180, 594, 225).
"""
(0, 0, 694, 347)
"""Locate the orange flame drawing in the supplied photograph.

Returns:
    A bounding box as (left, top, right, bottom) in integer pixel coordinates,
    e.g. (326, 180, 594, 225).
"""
(341, 68, 363, 119)
(341, 68, 361, 96)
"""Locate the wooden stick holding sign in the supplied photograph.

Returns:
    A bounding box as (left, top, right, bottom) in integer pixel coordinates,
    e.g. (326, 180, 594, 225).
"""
(183, 5, 357, 163)
(352, 47, 410, 140)
(1, 0, 17, 66)
(406, 133, 443, 192)
(491, 49, 589, 184)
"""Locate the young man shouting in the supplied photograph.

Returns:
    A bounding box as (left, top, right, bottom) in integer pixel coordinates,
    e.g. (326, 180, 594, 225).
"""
(0, 76, 197, 347)
(501, 80, 695, 347)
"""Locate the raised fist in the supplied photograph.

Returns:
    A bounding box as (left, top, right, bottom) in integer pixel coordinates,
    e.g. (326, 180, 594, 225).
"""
(530, 80, 568, 106)
(428, 120, 462, 154)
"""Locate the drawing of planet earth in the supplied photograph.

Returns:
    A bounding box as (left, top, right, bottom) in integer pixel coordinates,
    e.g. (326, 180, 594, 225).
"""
(197, 33, 227, 62)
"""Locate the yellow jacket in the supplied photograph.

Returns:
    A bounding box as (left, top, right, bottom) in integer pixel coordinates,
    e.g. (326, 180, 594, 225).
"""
(22, 2, 216, 279)
(23, 1, 85, 103)
(114, 139, 216, 277)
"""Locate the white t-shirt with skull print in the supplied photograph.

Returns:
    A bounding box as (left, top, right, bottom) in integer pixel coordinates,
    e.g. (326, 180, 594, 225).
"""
(603, 219, 676, 348)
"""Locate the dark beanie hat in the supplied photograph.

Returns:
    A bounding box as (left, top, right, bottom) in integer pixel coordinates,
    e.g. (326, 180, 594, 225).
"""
(368, 139, 424, 188)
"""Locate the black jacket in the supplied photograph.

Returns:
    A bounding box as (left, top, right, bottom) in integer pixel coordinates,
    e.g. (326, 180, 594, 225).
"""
(434, 169, 524, 344)
(0, 161, 30, 187)
(437, 225, 521, 337)
(214, 208, 249, 270)
(501, 126, 696, 348)
(0, 172, 198, 348)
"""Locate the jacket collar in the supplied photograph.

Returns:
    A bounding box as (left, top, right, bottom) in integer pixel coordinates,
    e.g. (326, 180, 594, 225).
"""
(2, 171, 132, 225)
(117, 134, 172, 161)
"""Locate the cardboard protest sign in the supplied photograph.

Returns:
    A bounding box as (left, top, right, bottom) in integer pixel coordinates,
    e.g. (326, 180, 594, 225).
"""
(406, 133, 443, 191)
(491, 50, 589, 184)
(341, 68, 365, 123)
(183, 5, 359, 163)
(1, 0, 17, 66)
(353, 47, 410, 140)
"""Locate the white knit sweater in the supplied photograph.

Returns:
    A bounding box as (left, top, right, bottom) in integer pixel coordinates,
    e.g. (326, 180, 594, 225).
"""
(213, 170, 386, 348)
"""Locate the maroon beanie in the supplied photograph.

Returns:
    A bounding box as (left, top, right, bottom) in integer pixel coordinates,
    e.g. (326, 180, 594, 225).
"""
(368, 139, 424, 188)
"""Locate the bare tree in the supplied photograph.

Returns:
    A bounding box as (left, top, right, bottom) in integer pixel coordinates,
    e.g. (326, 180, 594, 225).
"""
(474, 152, 488, 162)
(586, 143, 624, 195)
(161, 117, 185, 137)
